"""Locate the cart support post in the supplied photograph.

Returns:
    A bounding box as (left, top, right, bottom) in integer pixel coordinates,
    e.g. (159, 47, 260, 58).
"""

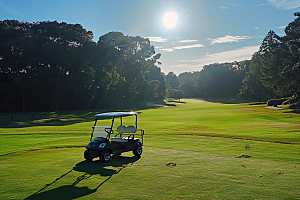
(109, 117, 115, 137)
(135, 114, 138, 129)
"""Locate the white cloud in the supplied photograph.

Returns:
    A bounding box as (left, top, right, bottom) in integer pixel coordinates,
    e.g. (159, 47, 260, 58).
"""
(178, 39, 198, 43)
(173, 44, 204, 50)
(268, 0, 300, 10)
(158, 43, 204, 53)
(146, 36, 168, 42)
(277, 26, 286, 28)
(255, 27, 259, 29)
(220, 6, 228, 9)
(199, 46, 259, 63)
(210, 35, 251, 45)
(175, 46, 260, 72)
(161, 48, 174, 52)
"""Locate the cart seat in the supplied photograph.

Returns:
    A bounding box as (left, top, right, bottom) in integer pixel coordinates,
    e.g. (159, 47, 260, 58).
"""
(117, 125, 137, 133)
(111, 137, 139, 142)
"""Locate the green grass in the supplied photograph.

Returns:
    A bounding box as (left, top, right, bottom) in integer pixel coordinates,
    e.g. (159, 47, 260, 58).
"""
(0, 99, 300, 199)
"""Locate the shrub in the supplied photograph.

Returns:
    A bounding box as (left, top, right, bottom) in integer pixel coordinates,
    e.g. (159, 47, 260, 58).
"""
(283, 97, 297, 105)
(288, 101, 300, 109)
(267, 99, 285, 106)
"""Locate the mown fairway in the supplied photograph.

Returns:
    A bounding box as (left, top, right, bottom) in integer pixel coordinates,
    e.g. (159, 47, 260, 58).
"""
(0, 99, 299, 199)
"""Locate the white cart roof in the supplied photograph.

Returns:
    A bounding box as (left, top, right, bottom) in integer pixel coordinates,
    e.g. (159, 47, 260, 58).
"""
(95, 112, 139, 117)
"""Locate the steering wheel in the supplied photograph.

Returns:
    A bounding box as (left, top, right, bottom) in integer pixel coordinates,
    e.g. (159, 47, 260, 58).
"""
(105, 128, 113, 134)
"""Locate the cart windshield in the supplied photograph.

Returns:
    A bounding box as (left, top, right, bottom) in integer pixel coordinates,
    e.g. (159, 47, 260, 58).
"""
(92, 126, 111, 138)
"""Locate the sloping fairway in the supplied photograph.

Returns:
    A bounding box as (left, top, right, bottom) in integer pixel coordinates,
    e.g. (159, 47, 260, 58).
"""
(0, 99, 300, 199)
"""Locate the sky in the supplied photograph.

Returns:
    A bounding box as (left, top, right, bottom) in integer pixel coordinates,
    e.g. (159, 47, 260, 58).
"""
(1, 0, 300, 75)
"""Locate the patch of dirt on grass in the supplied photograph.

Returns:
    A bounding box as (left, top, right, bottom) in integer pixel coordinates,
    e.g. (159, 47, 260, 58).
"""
(235, 154, 251, 158)
(0, 163, 16, 168)
(166, 162, 176, 167)
(215, 173, 239, 178)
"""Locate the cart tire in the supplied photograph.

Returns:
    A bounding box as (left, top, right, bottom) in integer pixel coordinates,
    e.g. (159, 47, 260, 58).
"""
(133, 145, 143, 156)
(100, 150, 111, 162)
(84, 150, 92, 161)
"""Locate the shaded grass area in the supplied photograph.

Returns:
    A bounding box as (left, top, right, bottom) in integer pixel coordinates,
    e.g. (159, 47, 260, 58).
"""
(0, 110, 96, 126)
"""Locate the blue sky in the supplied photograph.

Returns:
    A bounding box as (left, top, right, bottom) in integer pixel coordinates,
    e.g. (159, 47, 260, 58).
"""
(1, 0, 300, 74)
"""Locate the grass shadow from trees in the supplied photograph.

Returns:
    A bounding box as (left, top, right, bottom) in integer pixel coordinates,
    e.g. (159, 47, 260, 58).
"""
(0, 105, 152, 128)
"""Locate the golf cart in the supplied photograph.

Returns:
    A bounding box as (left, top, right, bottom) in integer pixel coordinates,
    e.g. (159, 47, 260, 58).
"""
(84, 112, 144, 162)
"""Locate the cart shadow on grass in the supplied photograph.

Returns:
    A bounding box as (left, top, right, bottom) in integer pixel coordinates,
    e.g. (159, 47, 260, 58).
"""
(25, 155, 140, 200)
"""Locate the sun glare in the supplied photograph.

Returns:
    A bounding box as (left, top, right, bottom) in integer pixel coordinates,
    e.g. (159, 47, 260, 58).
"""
(163, 11, 178, 29)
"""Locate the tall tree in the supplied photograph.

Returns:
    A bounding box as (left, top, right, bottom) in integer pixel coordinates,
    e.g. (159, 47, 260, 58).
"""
(94, 32, 161, 108)
(258, 30, 285, 95)
(0, 20, 34, 111)
(0, 20, 95, 111)
(145, 64, 167, 101)
(239, 53, 272, 101)
(165, 72, 179, 91)
(280, 16, 300, 102)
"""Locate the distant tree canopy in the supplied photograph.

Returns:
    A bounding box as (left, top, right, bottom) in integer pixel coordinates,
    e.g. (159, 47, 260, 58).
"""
(165, 62, 247, 100)
(0, 20, 163, 112)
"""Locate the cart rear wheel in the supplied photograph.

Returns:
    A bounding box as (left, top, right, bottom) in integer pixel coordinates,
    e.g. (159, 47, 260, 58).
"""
(84, 150, 92, 161)
(133, 145, 143, 156)
(100, 150, 111, 162)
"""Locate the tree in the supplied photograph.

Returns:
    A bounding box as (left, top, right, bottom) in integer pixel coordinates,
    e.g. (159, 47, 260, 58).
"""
(258, 30, 285, 95)
(239, 53, 272, 101)
(145, 64, 167, 101)
(28, 21, 95, 110)
(93, 32, 161, 108)
(147, 80, 161, 100)
(165, 72, 179, 97)
(0, 20, 95, 111)
(0, 20, 34, 111)
(280, 16, 300, 102)
(169, 89, 185, 101)
(178, 72, 198, 97)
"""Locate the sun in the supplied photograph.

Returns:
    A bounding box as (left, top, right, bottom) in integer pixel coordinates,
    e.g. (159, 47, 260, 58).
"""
(163, 11, 178, 29)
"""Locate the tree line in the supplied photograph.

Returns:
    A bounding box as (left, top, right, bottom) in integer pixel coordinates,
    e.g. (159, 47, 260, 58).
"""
(1, 12, 300, 112)
(0, 20, 165, 112)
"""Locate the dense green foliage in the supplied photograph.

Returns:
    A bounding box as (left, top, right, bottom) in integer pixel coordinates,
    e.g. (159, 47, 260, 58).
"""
(0, 20, 164, 112)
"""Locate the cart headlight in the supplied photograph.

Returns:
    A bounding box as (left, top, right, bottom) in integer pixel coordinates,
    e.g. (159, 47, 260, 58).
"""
(99, 143, 106, 148)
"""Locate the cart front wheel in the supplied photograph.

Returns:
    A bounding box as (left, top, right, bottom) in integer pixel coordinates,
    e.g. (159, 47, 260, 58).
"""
(84, 150, 92, 161)
(133, 145, 143, 156)
(100, 150, 111, 162)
